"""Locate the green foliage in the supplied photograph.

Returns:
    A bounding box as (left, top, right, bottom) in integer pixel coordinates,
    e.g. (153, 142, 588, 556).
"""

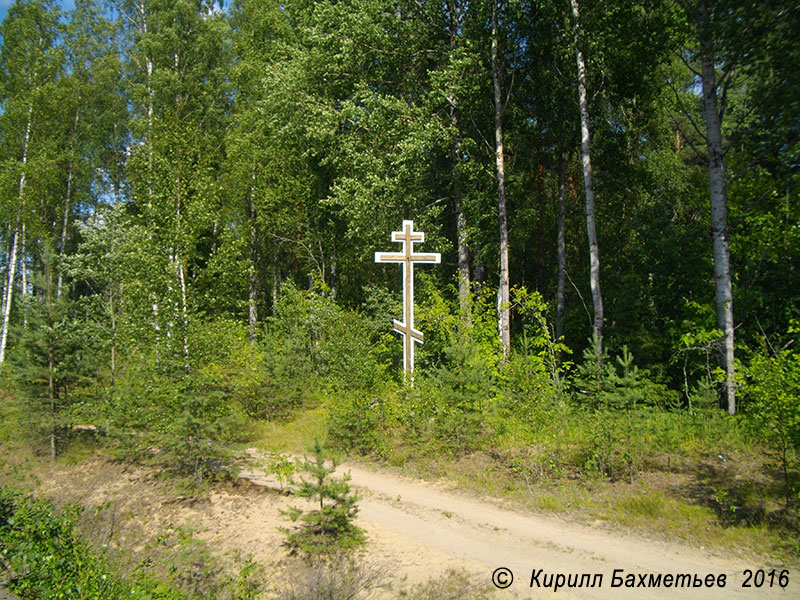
(428, 339, 495, 455)
(112, 363, 247, 488)
(263, 450, 297, 493)
(416, 279, 501, 372)
(282, 438, 366, 557)
(745, 330, 800, 505)
(498, 339, 552, 412)
(499, 287, 572, 409)
(670, 301, 726, 410)
(576, 337, 678, 411)
(328, 392, 386, 456)
(154, 385, 245, 487)
(573, 332, 612, 408)
(264, 284, 389, 415)
(583, 408, 620, 480)
(193, 320, 270, 419)
(225, 555, 262, 600)
(9, 260, 103, 458)
(573, 342, 679, 481)
(0, 487, 184, 599)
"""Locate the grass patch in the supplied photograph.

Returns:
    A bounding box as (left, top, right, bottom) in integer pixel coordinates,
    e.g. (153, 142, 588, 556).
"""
(616, 491, 668, 519)
(58, 435, 103, 465)
(253, 401, 799, 564)
(611, 489, 781, 557)
(250, 404, 329, 454)
(535, 494, 567, 513)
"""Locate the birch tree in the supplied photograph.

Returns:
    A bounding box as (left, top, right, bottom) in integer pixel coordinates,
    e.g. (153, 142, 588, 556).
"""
(0, 0, 63, 366)
(121, 0, 231, 371)
(671, 0, 767, 415)
(491, 0, 511, 356)
(569, 0, 604, 360)
(696, 0, 735, 415)
(56, 0, 124, 297)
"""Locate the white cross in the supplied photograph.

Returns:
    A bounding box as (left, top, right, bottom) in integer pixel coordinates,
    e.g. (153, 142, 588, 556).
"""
(375, 220, 440, 376)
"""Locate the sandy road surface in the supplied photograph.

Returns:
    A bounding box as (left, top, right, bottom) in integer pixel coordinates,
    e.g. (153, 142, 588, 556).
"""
(241, 451, 793, 600)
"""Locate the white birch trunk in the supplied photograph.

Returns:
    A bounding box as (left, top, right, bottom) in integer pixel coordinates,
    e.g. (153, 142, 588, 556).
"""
(0, 228, 19, 366)
(20, 222, 27, 310)
(49, 341, 56, 461)
(272, 243, 279, 316)
(700, 3, 736, 414)
(0, 102, 33, 364)
(177, 254, 190, 372)
(110, 290, 116, 390)
(571, 0, 604, 358)
(492, 0, 511, 356)
(456, 197, 471, 323)
(248, 175, 258, 344)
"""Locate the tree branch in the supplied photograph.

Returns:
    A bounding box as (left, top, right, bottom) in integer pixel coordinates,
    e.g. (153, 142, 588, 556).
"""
(670, 115, 705, 161)
(667, 77, 708, 145)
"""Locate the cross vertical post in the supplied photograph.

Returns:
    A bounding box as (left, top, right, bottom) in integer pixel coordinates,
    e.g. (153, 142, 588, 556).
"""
(374, 220, 440, 376)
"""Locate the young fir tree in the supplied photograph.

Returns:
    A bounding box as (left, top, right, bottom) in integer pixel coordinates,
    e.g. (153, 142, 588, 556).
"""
(11, 251, 90, 460)
(282, 438, 365, 557)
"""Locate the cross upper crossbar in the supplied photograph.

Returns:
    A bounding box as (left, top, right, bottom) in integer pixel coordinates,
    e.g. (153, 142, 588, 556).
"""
(374, 220, 440, 376)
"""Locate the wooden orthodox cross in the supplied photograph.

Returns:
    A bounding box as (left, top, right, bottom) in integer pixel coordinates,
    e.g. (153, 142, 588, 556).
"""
(375, 220, 440, 376)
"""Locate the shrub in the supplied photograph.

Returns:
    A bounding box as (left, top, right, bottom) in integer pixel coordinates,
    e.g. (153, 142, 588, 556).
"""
(0, 488, 183, 599)
(263, 450, 297, 493)
(745, 334, 800, 506)
(428, 339, 494, 455)
(328, 392, 386, 455)
(265, 284, 389, 406)
(575, 339, 678, 410)
(9, 279, 102, 459)
(193, 320, 271, 419)
(112, 367, 246, 488)
(274, 555, 385, 600)
(400, 569, 496, 600)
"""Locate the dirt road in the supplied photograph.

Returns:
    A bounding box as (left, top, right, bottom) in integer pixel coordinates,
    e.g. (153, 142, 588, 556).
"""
(39, 453, 793, 600)
(240, 452, 791, 600)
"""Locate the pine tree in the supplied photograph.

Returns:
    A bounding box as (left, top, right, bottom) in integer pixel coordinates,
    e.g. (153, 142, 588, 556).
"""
(282, 438, 366, 557)
(10, 250, 91, 460)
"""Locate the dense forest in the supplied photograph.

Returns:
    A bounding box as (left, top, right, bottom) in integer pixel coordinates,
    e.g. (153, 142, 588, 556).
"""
(0, 0, 799, 550)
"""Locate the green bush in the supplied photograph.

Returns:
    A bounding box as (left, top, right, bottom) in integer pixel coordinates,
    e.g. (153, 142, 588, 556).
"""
(328, 392, 386, 455)
(192, 320, 271, 419)
(0, 488, 183, 599)
(745, 333, 800, 506)
(265, 284, 389, 405)
(9, 275, 103, 459)
(429, 339, 494, 455)
(499, 338, 552, 412)
(575, 338, 678, 410)
(112, 366, 246, 488)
